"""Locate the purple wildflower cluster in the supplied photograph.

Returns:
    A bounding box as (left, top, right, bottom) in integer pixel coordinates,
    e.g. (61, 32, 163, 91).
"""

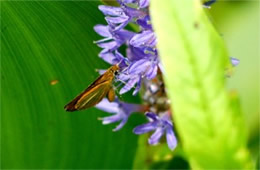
(92, 0, 233, 151)
(93, 0, 177, 150)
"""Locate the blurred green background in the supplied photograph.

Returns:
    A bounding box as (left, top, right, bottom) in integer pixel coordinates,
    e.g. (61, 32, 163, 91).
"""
(209, 1, 259, 164)
(1, 0, 259, 169)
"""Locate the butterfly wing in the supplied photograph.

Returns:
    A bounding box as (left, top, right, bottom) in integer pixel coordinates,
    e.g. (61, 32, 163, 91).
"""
(64, 81, 111, 111)
(64, 65, 119, 112)
(75, 81, 111, 110)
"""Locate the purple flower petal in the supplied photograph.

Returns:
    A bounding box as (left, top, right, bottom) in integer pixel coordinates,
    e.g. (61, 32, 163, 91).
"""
(118, 72, 130, 81)
(145, 64, 158, 80)
(230, 57, 240, 66)
(133, 77, 142, 95)
(122, 0, 136, 3)
(128, 59, 150, 75)
(94, 24, 112, 37)
(133, 122, 158, 134)
(116, 29, 135, 40)
(145, 112, 159, 121)
(96, 99, 144, 131)
(137, 16, 152, 30)
(123, 6, 146, 18)
(130, 30, 156, 47)
(121, 102, 144, 113)
(148, 36, 157, 47)
(101, 114, 122, 124)
(120, 76, 140, 94)
(97, 41, 118, 49)
(127, 46, 147, 61)
(96, 98, 119, 113)
(166, 127, 177, 150)
(160, 112, 173, 127)
(133, 112, 177, 150)
(111, 21, 130, 31)
(98, 5, 124, 16)
(115, 50, 128, 67)
(113, 117, 128, 131)
(148, 127, 164, 145)
(99, 50, 117, 64)
(139, 0, 150, 8)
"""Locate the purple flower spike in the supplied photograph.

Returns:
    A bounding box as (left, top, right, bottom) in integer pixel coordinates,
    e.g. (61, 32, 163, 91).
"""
(96, 98, 145, 131)
(93, 0, 179, 151)
(133, 112, 177, 150)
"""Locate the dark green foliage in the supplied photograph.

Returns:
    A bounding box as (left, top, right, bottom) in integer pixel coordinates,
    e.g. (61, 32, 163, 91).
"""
(1, 2, 138, 169)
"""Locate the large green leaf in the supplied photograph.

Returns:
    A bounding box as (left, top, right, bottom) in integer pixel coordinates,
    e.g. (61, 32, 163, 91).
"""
(1, 1, 139, 168)
(150, 0, 252, 169)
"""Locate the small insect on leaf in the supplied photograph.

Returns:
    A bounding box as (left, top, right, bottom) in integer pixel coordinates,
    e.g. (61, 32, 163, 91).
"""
(64, 64, 119, 112)
(50, 79, 59, 85)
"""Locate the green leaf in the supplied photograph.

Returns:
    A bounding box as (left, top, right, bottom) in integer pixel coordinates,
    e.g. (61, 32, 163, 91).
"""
(1, 1, 138, 168)
(150, 0, 252, 169)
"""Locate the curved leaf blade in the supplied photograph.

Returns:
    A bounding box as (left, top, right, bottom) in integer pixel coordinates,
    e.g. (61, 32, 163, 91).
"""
(150, 0, 252, 168)
(1, 1, 138, 169)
